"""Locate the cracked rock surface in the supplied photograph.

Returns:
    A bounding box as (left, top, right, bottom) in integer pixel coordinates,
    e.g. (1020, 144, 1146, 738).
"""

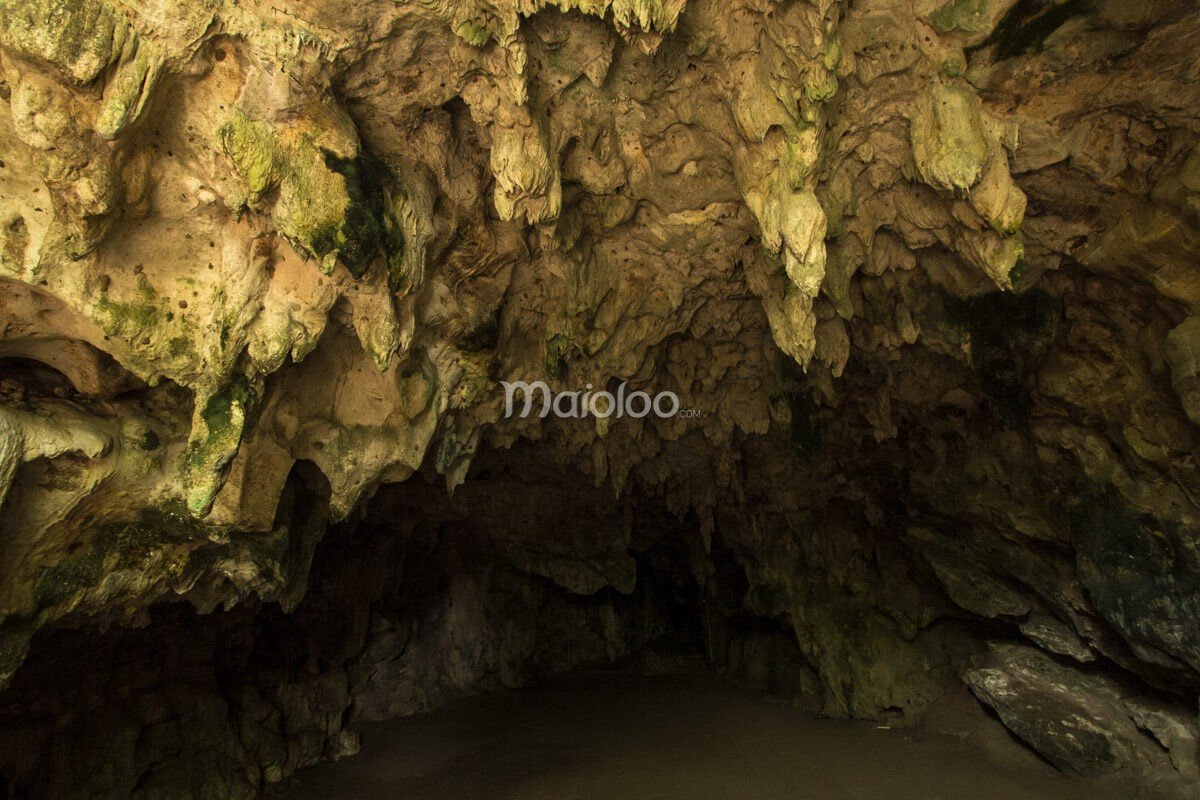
(2, 0, 1200, 796)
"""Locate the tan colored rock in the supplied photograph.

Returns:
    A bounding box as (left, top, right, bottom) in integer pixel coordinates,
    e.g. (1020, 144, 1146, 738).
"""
(1, 4, 1200, 794)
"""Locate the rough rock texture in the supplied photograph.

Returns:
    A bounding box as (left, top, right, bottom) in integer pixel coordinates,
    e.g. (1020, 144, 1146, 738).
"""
(0, 453, 703, 798)
(2, 0, 1200, 796)
(965, 643, 1198, 780)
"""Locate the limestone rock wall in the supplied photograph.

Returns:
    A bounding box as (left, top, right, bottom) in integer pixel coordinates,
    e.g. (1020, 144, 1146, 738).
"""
(2, 0, 1200, 795)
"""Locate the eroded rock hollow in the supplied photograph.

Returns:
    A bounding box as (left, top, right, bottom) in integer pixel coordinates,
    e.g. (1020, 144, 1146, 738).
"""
(1, 0, 1199, 796)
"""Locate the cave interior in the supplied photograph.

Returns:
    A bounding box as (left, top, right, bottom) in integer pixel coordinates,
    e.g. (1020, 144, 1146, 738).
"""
(2, 0, 1200, 797)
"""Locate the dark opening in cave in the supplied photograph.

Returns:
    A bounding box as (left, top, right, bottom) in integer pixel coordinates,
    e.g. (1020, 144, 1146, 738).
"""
(2, 440, 1195, 799)
(0, 447, 730, 797)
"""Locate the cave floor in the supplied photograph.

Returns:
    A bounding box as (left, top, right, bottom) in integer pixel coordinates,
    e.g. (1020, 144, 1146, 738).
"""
(274, 671, 1141, 800)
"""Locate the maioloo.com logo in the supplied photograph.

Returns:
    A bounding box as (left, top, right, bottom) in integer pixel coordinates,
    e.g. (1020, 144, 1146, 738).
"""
(502, 380, 694, 419)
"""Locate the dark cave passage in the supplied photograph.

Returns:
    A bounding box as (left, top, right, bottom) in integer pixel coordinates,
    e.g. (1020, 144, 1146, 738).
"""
(0, 447, 729, 798)
(3, 441, 1197, 799)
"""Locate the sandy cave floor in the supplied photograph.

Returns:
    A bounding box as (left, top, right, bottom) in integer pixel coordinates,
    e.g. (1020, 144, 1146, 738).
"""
(274, 671, 1150, 800)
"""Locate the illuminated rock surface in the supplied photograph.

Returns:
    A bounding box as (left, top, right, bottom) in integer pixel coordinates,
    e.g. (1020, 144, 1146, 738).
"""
(0, 0, 1198, 796)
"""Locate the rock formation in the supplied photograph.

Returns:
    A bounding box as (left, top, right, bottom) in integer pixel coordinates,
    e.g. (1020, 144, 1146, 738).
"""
(1, 0, 1199, 796)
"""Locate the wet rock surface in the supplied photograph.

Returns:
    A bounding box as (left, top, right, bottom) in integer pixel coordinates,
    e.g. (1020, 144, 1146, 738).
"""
(2, 0, 1200, 796)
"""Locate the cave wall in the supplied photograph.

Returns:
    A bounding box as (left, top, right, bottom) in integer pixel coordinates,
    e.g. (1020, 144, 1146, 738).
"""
(0, 453, 691, 797)
(2, 0, 1200, 795)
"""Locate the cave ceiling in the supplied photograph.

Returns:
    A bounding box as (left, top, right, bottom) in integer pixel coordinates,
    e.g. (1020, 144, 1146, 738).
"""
(1, 0, 1199, 761)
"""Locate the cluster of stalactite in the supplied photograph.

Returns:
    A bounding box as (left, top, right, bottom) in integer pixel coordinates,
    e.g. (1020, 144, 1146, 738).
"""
(2, 0, 1200, 796)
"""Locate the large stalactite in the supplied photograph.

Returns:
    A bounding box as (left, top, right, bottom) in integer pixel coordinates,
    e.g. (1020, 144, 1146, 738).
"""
(1, 0, 1199, 796)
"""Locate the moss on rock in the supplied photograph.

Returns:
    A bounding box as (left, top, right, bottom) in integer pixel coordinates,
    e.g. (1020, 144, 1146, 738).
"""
(187, 378, 258, 516)
(219, 111, 396, 277)
(0, 0, 124, 84)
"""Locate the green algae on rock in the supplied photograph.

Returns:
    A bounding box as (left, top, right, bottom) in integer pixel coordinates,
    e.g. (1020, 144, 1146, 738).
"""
(1, 0, 1200, 796)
